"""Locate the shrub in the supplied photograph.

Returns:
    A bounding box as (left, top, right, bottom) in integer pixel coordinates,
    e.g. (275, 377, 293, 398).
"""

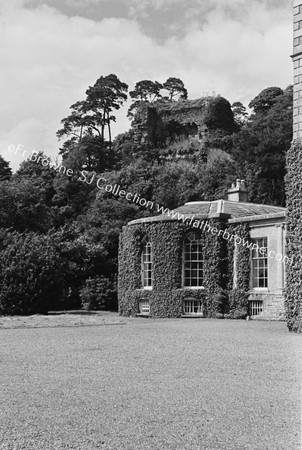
(80, 275, 115, 311)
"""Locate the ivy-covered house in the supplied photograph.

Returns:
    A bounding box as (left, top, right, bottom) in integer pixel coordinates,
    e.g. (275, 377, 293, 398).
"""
(118, 180, 287, 320)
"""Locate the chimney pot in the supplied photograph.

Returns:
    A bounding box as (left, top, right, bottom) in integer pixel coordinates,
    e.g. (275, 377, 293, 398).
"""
(227, 179, 248, 202)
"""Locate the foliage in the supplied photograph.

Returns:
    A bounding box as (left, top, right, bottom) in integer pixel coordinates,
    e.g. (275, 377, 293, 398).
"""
(203, 96, 236, 133)
(162, 77, 188, 101)
(285, 140, 302, 332)
(0, 156, 12, 181)
(248, 86, 283, 114)
(57, 74, 128, 169)
(231, 101, 248, 129)
(0, 77, 293, 317)
(231, 85, 292, 206)
(130, 80, 163, 103)
(203, 220, 228, 317)
(0, 177, 53, 232)
(0, 231, 65, 315)
(226, 224, 250, 319)
(119, 219, 247, 318)
(80, 275, 115, 311)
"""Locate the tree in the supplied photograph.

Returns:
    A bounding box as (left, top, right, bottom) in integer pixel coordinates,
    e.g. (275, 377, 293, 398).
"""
(0, 156, 12, 181)
(0, 231, 65, 315)
(163, 77, 188, 101)
(231, 101, 248, 128)
(57, 74, 128, 168)
(129, 80, 163, 103)
(248, 86, 283, 114)
(0, 169, 54, 233)
(232, 86, 293, 205)
(85, 74, 128, 145)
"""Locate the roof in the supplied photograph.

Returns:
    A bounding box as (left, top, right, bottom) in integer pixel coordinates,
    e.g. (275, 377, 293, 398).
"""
(174, 200, 285, 217)
(127, 199, 286, 226)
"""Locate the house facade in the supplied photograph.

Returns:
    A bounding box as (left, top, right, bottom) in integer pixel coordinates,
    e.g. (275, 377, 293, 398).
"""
(118, 180, 288, 320)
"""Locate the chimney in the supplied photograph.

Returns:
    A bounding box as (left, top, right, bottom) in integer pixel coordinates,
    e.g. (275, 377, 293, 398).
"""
(227, 179, 248, 202)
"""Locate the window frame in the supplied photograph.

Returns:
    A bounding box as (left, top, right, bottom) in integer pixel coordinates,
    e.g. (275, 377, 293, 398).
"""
(139, 300, 150, 315)
(251, 237, 268, 289)
(141, 236, 153, 290)
(183, 299, 203, 316)
(249, 300, 264, 317)
(294, 36, 302, 47)
(182, 232, 204, 289)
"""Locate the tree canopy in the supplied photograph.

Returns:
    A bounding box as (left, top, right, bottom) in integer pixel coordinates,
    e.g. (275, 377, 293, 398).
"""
(0, 156, 12, 181)
(57, 74, 128, 170)
(248, 86, 284, 114)
(163, 77, 188, 101)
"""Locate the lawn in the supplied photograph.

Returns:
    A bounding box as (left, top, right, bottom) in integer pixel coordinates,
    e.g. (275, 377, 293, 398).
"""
(0, 315, 301, 450)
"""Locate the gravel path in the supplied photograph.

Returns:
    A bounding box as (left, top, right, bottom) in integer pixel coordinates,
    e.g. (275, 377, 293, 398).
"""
(0, 317, 301, 450)
(0, 311, 125, 329)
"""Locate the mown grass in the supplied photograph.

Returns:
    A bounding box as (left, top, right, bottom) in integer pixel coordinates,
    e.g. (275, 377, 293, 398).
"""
(0, 316, 301, 450)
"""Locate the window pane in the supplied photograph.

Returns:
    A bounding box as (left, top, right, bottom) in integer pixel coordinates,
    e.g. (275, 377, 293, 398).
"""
(183, 233, 203, 287)
(142, 239, 152, 288)
(183, 300, 202, 315)
(251, 237, 268, 288)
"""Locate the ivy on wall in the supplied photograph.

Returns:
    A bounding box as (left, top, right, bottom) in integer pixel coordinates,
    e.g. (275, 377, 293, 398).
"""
(226, 223, 250, 319)
(285, 140, 302, 332)
(203, 219, 228, 317)
(118, 218, 251, 318)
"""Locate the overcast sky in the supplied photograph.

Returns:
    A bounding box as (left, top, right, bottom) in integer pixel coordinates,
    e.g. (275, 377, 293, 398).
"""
(0, 0, 293, 170)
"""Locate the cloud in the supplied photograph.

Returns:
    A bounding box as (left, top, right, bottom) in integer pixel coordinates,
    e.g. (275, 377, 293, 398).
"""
(0, 0, 293, 172)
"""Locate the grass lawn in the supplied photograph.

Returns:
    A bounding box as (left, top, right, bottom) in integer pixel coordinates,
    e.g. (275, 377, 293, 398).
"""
(0, 315, 301, 450)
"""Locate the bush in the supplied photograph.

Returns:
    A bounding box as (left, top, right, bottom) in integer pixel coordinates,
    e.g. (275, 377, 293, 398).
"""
(80, 276, 115, 311)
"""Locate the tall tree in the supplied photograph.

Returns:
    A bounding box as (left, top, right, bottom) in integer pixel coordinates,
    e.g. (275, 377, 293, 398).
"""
(129, 80, 163, 103)
(0, 155, 12, 181)
(57, 74, 128, 169)
(231, 101, 248, 128)
(163, 77, 188, 101)
(85, 74, 128, 145)
(232, 86, 293, 205)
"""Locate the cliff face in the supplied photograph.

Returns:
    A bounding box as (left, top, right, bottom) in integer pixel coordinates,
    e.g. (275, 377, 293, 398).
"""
(132, 96, 235, 147)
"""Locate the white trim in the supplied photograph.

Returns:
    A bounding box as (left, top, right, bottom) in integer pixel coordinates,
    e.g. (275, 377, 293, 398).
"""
(250, 236, 268, 289)
(182, 232, 204, 288)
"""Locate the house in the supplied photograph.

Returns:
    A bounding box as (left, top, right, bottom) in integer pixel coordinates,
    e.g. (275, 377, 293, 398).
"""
(118, 180, 287, 320)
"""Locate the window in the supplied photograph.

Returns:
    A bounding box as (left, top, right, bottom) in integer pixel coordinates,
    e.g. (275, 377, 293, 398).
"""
(249, 300, 263, 316)
(294, 5, 302, 15)
(294, 20, 302, 31)
(139, 300, 150, 314)
(183, 299, 203, 315)
(294, 36, 302, 47)
(251, 237, 268, 288)
(142, 237, 152, 289)
(183, 233, 203, 287)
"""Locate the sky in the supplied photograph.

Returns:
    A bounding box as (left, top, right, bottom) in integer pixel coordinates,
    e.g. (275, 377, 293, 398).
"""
(0, 0, 293, 171)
